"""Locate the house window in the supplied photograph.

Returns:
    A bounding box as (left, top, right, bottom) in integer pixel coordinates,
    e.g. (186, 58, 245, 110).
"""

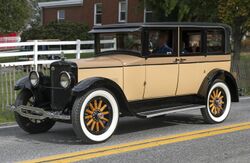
(144, 7, 153, 22)
(119, 0, 127, 22)
(94, 3, 102, 25)
(57, 10, 65, 22)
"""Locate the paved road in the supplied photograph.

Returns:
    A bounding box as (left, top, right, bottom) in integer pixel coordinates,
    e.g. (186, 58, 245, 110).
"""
(0, 97, 250, 163)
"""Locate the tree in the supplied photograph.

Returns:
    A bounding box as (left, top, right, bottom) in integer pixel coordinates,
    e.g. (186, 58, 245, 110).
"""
(218, 0, 250, 67)
(0, 0, 31, 33)
(143, 0, 218, 22)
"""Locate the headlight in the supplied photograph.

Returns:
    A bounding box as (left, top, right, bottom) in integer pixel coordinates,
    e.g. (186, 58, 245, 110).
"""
(60, 72, 71, 88)
(29, 71, 40, 87)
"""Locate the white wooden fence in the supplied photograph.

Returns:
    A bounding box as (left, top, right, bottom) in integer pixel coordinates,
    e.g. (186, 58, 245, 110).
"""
(0, 39, 116, 110)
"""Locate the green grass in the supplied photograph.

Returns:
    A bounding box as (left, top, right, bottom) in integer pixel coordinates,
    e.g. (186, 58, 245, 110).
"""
(0, 110, 14, 124)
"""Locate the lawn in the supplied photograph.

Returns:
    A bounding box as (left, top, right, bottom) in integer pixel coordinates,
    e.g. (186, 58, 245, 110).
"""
(0, 110, 14, 124)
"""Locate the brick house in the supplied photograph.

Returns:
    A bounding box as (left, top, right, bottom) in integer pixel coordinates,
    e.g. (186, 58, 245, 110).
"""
(38, 0, 154, 28)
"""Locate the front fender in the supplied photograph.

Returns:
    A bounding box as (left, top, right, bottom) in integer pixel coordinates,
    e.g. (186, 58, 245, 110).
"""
(72, 77, 132, 116)
(14, 76, 32, 91)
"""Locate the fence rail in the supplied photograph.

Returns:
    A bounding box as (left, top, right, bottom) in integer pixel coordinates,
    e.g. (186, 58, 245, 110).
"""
(0, 39, 116, 110)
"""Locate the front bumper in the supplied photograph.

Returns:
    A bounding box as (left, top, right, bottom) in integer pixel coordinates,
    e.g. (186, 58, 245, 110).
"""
(10, 105, 70, 121)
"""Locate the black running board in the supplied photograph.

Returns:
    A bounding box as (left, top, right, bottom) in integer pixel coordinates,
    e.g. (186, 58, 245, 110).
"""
(136, 104, 205, 118)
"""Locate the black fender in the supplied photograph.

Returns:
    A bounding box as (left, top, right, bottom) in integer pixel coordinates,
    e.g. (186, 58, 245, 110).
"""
(72, 77, 132, 116)
(198, 69, 239, 102)
(14, 76, 32, 91)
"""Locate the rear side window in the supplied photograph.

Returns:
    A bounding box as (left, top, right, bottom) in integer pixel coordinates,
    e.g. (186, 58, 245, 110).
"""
(206, 29, 224, 53)
(181, 30, 202, 55)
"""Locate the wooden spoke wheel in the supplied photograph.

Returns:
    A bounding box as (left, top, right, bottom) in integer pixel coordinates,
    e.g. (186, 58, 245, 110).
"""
(72, 89, 119, 143)
(84, 97, 113, 135)
(201, 81, 231, 124)
(208, 87, 227, 117)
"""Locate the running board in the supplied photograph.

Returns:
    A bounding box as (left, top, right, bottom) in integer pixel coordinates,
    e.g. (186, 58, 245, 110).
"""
(136, 104, 205, 118)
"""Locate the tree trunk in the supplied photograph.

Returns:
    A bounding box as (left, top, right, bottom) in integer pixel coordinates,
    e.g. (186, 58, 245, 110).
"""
(231, 26, 242, 75)
(231, 24, 243, 84)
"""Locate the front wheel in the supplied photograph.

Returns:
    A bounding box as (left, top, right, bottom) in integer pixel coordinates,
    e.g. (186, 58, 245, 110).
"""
(15, 90, 55, 134)
(201, 81, 231, 124)
(72, 89, 119, 143)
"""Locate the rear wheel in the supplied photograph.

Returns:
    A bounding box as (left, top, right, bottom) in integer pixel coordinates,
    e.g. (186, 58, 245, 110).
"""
(15, 90, 55, 134)
(201, 81, 231, 124)
(72, 89, 119, 143)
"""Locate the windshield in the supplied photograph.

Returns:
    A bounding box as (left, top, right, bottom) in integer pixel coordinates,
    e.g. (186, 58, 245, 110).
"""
(95, 32, 142, 54)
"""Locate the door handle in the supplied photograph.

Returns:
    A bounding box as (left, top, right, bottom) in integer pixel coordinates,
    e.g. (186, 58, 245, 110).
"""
(174, 58, 180, 63)
(174, 58, 186, 63)
(180, 58, 187, 62)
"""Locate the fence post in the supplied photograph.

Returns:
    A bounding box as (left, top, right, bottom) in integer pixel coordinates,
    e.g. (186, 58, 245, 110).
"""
(113, 38, 117, 50)
(34, 40, 38, 71)
(76, 39, 81, 59)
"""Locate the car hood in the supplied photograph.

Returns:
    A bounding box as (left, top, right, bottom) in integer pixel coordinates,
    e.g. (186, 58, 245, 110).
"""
(72, 54, 145, 69)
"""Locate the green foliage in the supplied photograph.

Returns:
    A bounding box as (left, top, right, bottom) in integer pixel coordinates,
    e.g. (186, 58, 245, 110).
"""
(0, 0, 31, 33)
(21, 21, 91, 41)
(144, 0, 218, 22)
(218, 0, 250, 36)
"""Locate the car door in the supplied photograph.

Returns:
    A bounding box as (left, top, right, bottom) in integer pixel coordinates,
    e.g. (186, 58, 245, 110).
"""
(144, 28, 179, 99)
(176, 28, 207, 95)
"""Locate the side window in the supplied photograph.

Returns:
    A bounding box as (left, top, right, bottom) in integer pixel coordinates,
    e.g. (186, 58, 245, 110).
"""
(181, 30, 202, 55)
(148, 30, 175, 56)
(206, 29, 224, 53)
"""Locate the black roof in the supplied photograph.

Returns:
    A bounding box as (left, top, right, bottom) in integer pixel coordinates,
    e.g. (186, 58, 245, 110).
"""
(89, 22, 232, 34)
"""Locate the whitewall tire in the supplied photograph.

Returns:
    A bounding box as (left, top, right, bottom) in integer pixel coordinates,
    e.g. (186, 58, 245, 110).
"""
(72, 89, 119, 143)
(201, 81, 231, 124)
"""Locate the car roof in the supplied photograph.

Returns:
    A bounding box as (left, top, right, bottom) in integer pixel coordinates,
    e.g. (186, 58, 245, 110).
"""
(89, 22, 231, 34)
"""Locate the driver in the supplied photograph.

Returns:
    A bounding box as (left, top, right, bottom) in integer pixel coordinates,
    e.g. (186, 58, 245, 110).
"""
(153, 31, 173, 55)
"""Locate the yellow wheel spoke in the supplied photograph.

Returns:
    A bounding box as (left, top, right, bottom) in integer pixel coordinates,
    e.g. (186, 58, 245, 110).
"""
(209, 99, 214, 103)
(91, 121, 96, 131)
(219, 96, 224, 100)
(100, 104, 107, 112)
(220, 101, 224, 104)
(99, 120, 105, 128)
(94, 100, 98, 110)
(89, 103, 95, 111)
(215, 89, 219, 97)
(211, 106, 216, 114)
(98, 100, 103, 110)
(86, 109, 93, 115)
(96, 122, 100, 132)
(101, 117, 109, 122)
(209, 103, 214, 108)
(85, 115, 92, 119)
(212, 91, 216, 98)
(87, 119, 93, 126)
(218, 91, 222, 98)
(102, 111, 109, 115)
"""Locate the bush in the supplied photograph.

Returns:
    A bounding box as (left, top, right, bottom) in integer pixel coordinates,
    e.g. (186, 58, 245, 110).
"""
(21, 21, 92, 41)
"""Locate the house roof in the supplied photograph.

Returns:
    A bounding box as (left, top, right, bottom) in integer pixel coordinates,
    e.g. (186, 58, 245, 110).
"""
(38, 0, 83, 8)
(89, 22, 232, 34)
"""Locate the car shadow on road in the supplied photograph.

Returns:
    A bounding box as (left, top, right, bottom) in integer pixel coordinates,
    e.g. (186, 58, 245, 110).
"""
(0, 114, 205, 145)
(116, 114, 205, 135)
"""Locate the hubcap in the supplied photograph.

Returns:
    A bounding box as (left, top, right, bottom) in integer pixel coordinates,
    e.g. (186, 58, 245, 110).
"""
(209, 87, 227, 117)
(84, 97, 113, 135)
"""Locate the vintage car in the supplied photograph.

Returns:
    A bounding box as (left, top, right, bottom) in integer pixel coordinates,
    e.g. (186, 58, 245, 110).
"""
(13, 23, 239, 143)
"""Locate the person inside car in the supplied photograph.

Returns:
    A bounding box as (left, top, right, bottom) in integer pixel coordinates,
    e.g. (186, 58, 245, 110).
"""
(153, 31, 173, 55)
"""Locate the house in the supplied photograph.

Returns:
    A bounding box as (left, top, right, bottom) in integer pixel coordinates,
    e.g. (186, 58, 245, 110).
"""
(38, 0, 154, 28)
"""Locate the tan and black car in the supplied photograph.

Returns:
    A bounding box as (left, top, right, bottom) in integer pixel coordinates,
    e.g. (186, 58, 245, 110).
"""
(13, 23, 239, 143)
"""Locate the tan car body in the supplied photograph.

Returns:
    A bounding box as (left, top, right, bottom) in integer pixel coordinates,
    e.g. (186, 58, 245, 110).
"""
(73, 54, 231, 101)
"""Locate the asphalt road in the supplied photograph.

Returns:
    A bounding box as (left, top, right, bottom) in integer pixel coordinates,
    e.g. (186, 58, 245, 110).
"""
(1, 97, 250, 163)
